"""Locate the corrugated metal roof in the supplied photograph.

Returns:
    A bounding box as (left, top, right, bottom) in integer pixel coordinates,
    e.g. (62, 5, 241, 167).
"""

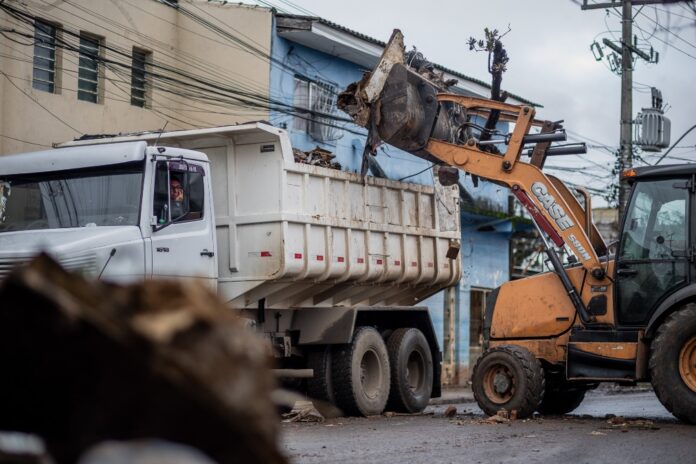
(275, 13, 542, 107)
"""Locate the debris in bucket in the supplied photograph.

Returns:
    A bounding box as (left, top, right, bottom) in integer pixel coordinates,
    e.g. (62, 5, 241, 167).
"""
(0, 254, 286, 464)
(293, 146, 342, 170)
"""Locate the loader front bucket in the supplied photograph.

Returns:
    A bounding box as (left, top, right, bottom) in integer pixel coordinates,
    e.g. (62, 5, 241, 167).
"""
(373, 63, 440, 153)
(337, 30, 465, 162)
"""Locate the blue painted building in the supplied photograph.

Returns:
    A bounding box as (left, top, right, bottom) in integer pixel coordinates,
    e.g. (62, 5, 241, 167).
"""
(269, 14, 539, 382)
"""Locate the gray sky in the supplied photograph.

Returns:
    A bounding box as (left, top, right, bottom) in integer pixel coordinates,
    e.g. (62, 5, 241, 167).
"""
(266, 0, 696, 206)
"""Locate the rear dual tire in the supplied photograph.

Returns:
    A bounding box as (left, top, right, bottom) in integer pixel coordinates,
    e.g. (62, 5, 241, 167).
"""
(325, 326, 434, 416)
(332, 327, 391, 416)
(386, 328, 433, 413)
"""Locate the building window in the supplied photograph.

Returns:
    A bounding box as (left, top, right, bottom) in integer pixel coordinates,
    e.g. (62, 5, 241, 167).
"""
(32, 20, 57, 93)
(292, 77, 340, 143)
(131, 48, 150, 108)
(78, 33, 101, 103)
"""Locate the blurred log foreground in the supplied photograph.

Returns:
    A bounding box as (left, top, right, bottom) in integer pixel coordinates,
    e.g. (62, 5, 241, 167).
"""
(0, 254, 286, 464)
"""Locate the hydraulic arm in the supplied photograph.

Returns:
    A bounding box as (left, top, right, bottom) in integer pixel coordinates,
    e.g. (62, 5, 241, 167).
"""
(338, 30, 611, 323)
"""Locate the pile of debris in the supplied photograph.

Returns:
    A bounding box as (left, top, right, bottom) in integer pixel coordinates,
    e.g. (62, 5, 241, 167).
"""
(293, 147, 342, 170)
(0, 254, 286, 464)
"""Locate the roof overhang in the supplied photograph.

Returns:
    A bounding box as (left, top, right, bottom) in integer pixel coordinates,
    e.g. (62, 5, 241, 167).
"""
(277, 16, 383, 69)
(275, 15, 538, 106)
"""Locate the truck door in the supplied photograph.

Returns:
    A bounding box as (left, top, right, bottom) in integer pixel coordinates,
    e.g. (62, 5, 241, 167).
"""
(615, 178, 691, 326)
(150, 159, 217, 288)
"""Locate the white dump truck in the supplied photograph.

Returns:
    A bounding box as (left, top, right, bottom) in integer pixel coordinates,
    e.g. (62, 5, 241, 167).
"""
(0, 123, 461, 415)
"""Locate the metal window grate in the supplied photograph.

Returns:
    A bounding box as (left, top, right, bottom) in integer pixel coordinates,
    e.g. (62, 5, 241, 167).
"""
(32, 20, 56, 93)
(78, 34, 100, 103)
(309, 81, 339, 142)
(130, 49, 149, 107)
(292, 77, 340, 142)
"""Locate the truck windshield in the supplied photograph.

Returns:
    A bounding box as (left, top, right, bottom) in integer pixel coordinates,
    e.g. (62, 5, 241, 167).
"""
(0, 162, 143, 232)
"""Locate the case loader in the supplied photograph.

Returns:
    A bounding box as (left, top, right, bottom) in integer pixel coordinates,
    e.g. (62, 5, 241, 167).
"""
(339, 30, 696, 422)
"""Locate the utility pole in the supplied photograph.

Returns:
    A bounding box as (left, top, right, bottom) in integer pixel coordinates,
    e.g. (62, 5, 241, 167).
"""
(581, 0, 681, 214)
(620, 0, 633, 214)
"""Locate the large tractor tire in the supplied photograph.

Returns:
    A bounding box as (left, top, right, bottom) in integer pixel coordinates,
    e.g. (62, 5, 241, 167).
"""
(537, 386, 586, 415)
(385, 328, 433, 413)
(332, 326, 390, 416)
(472, 345, 545, 418)
(649, 303, 696, 423)
(306, 346, 335, 404)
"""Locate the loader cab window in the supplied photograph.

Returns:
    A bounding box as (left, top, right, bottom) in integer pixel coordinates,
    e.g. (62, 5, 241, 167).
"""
(616, 179, 689, 325)
(153, 160, 204, 226)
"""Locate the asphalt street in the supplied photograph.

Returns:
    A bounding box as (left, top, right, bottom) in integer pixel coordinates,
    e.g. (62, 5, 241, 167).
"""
(281, 390, 696, 464)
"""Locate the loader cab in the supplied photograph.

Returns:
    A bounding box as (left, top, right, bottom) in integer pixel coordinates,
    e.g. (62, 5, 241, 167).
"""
(615, 165, 696, 327)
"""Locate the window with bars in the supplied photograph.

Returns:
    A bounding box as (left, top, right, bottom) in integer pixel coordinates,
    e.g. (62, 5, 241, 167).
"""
(32, 20, 57, 93)
(131, 49, 150, 108)
(292, 77, 340, 143)
(78, 33, 101, 103)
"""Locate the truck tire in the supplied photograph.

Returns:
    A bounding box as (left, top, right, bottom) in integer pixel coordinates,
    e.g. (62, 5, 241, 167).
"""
(385, 328, 433, 413)
(649, 303, 696, 424)
(306, 346, 335, 405)
(537, 387, 586, 415)
(472, 345, 545, 418)
(332, 326, 390, 416)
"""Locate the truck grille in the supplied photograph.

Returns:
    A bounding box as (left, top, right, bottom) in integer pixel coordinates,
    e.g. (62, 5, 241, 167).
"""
(0, 252, 98, 281)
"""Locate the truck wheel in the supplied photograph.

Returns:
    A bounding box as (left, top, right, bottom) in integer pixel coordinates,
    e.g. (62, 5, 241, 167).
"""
(649, 304, 696, 423)
(306, 346, 335, 404)
(537, 387, 586, 415)
(472, 345, 545, 418)
(332, 326, 390, 416)
(385, 328, 433, 413)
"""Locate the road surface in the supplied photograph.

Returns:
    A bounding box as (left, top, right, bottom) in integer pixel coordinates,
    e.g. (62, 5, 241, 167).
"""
(281, 390, 695, 463)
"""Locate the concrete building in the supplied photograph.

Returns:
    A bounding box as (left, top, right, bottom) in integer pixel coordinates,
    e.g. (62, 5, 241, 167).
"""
(0, 1, 541, 383)
(0, 0, 272, 154)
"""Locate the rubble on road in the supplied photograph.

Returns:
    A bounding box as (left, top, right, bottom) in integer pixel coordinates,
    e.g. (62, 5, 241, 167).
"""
(282, 401, 325, 423)
(293, 146, 342, 170)
(604, 416, 660, 431)
(444, 406, 457, 418)
(0, 254, 286, 464)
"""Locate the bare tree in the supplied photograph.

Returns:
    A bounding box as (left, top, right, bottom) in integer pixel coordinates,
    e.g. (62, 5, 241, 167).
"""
(467, 27, 511, 146)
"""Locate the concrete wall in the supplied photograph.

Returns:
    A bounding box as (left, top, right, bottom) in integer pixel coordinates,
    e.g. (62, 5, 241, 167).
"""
(0, 0, 272, 154)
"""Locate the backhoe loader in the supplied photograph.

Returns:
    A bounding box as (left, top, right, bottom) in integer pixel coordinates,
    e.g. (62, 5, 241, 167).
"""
(339, 30, 696, 423)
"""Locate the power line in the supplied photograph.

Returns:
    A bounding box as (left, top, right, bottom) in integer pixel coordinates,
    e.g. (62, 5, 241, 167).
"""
(0, 134, 51, 149)
(0, 5, 353, 125)
(638, 6, 696, 49)
(0, 71, 82, 135)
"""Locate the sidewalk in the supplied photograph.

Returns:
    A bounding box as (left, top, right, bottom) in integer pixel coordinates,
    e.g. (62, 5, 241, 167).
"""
(429, 386, 475, 405)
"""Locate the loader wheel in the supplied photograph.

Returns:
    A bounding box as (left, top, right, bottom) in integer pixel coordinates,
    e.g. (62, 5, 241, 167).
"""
(650, 304, 696, 423)
(306, 346, 335, 405)
(472, 345, 545, 418)
(537, 387, 586, 415)
(385, 328, 433, 413)
(332, 326, 390, 416)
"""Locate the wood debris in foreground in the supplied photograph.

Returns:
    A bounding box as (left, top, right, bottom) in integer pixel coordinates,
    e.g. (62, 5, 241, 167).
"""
(0, 254, 286, 464)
